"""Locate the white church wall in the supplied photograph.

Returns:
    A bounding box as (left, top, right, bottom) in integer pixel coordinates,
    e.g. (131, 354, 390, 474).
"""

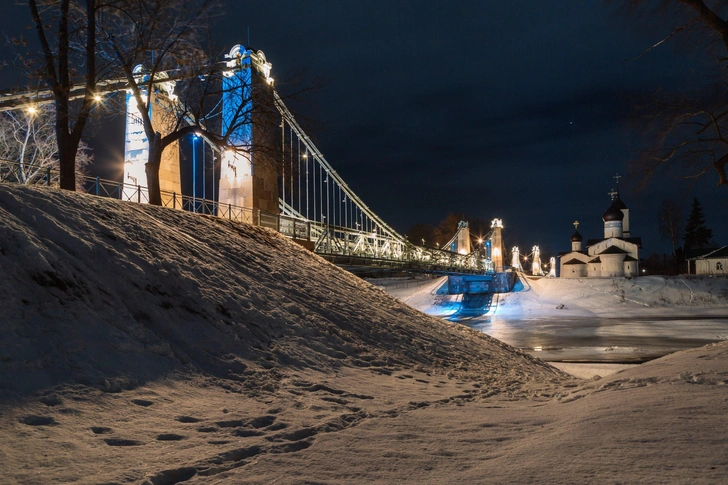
(622, 208, 630, 237)
(559, 251, 589, 278)
(624, 261, 639, 278)
(561, 263, 587, 278)
(588, 263, 601, 277)
(601, 254, 625, 277)
(604, 220, 623, 238)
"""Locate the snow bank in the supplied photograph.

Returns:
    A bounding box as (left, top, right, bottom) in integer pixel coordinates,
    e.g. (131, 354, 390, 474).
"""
(0, 184, 559, 399)
(1, 184, 727, 484)
(493, 274, 728, 319)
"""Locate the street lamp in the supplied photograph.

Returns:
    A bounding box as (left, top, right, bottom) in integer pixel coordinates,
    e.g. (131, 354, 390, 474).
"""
(202, 142, 206, 205)
(303, 152, 309, 219)
(192, 133, 199, 211)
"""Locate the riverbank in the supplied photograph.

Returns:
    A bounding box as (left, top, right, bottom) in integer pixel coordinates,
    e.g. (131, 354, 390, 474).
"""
(375, 274, 728, 375)
(498, 274, 728, 319)
(374, 274, 728, 320)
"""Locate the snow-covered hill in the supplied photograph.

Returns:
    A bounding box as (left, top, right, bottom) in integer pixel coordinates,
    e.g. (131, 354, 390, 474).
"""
(497, 274, 728, 319)
(1, 184, 727, 484)
(382, 273, 728, 320)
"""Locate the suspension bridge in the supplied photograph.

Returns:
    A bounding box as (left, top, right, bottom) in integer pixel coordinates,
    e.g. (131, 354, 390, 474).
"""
(0, 44, 516, 286)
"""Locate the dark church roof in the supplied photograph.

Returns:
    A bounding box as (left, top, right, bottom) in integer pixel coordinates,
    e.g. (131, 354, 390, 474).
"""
(612, 197, 627, 210)
(602, 199, 625, 222)
(598, 246, 629, 255)
(570, 230, 583, 242)
(558, 250, 586, 257)
(684, 247, 717, 259)
(563, 258, 587, 265)
(623, 255, 638, 262)
(688, 245, 728, 260)
(589, 257, 601, 263)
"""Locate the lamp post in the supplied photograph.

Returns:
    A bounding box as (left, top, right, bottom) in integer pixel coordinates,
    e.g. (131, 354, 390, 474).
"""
(192, 134, 198, 211)
(303, 152, 308, 219)
(202, 142, 206, 209)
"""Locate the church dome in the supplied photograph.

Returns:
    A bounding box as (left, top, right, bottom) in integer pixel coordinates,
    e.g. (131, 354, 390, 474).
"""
(603, 200, 624, 222)
(570, 230, 583, 242)
(612, 197, 627, 210)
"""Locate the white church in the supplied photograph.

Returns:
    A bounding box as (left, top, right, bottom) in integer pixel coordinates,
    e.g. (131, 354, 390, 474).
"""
(559, 188, 642, 278)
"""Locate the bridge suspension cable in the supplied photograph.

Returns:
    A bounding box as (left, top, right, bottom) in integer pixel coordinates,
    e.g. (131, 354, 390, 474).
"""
(0, 49, 492, 272)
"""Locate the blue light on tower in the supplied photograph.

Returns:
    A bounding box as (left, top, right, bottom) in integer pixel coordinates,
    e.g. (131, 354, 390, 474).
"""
(192, 132, 200, 211)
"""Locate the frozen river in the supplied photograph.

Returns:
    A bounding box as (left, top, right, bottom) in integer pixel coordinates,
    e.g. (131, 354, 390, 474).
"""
(460, 314, 728, 363)
(377, 276, 728, 363)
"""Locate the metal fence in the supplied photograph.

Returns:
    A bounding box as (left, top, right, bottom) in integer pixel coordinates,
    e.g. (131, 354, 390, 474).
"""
(1, 162, 311, 242)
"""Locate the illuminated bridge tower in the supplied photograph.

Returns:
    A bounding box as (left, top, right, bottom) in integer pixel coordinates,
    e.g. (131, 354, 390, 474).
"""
(532, 245, 542, 276)
(219, 44, 280, 215)
(455, 220, 471, 255)
(123, 67, 181, 204)
(490, 219, 504, 272)
(511, 246, 522, 271)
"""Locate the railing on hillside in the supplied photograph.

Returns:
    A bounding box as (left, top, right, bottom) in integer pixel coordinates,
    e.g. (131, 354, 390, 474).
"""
(0, 161, 490, 274)
(0, 161, 311, 242)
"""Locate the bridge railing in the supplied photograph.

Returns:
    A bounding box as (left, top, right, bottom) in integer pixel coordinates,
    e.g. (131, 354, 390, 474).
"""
(1, 161, 311, 242)
(1, 160, 489, 274)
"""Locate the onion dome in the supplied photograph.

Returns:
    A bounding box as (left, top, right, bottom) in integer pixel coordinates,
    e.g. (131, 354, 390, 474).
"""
(570, 230, 583, 242)
(602, 200, 625, 222)
(612, 197, 627, 210)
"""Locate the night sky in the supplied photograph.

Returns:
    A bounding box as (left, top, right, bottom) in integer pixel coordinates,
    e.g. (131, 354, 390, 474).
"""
(2, 1, 726, 258)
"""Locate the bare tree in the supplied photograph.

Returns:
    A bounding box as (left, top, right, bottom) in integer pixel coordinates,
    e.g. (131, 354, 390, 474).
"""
(0, 105, 92, 189)
(97, 0, 284, 206)
(433, 213, 464, 249)
(636, 89, 728, 188)
(616, 1, 728, 57)
(96, 0, 210, 204)
(657, 198, 683, 257)
(615, 1, 728, 189)
(27, 0, 106, 191)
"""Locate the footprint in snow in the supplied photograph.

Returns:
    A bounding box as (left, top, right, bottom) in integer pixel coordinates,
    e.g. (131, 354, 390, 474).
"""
(131, 399, 154, 407)
(19, 415, 57, 426)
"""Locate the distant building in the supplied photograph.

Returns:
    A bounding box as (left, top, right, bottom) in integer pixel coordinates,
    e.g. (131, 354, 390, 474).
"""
(558, 184, 642, 278)
(686, 246, 728, 275)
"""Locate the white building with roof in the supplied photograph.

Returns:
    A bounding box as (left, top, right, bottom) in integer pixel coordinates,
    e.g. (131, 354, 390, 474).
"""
(687, 246, 728, 275)
(558, 189, 641, 278)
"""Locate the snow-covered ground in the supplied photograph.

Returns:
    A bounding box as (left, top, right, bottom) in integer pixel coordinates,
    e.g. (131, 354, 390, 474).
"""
(381, 273, 728, 320)
(499, 274, 728, 319)
(1, 184, 728, 484)
(379, 274, 728, 364)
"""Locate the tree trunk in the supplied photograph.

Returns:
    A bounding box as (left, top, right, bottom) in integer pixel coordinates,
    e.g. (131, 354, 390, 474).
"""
(55, 120, 77, 191)
(146, 132, 163, 206)
(58, 144, 77, 190)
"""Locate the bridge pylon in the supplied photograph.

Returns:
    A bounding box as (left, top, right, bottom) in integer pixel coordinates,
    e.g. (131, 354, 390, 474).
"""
(219, 45, 280, 215)
(455, 220, 471, 255)
(124, 67, 181, 205)
(490, 219, 504, 272)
